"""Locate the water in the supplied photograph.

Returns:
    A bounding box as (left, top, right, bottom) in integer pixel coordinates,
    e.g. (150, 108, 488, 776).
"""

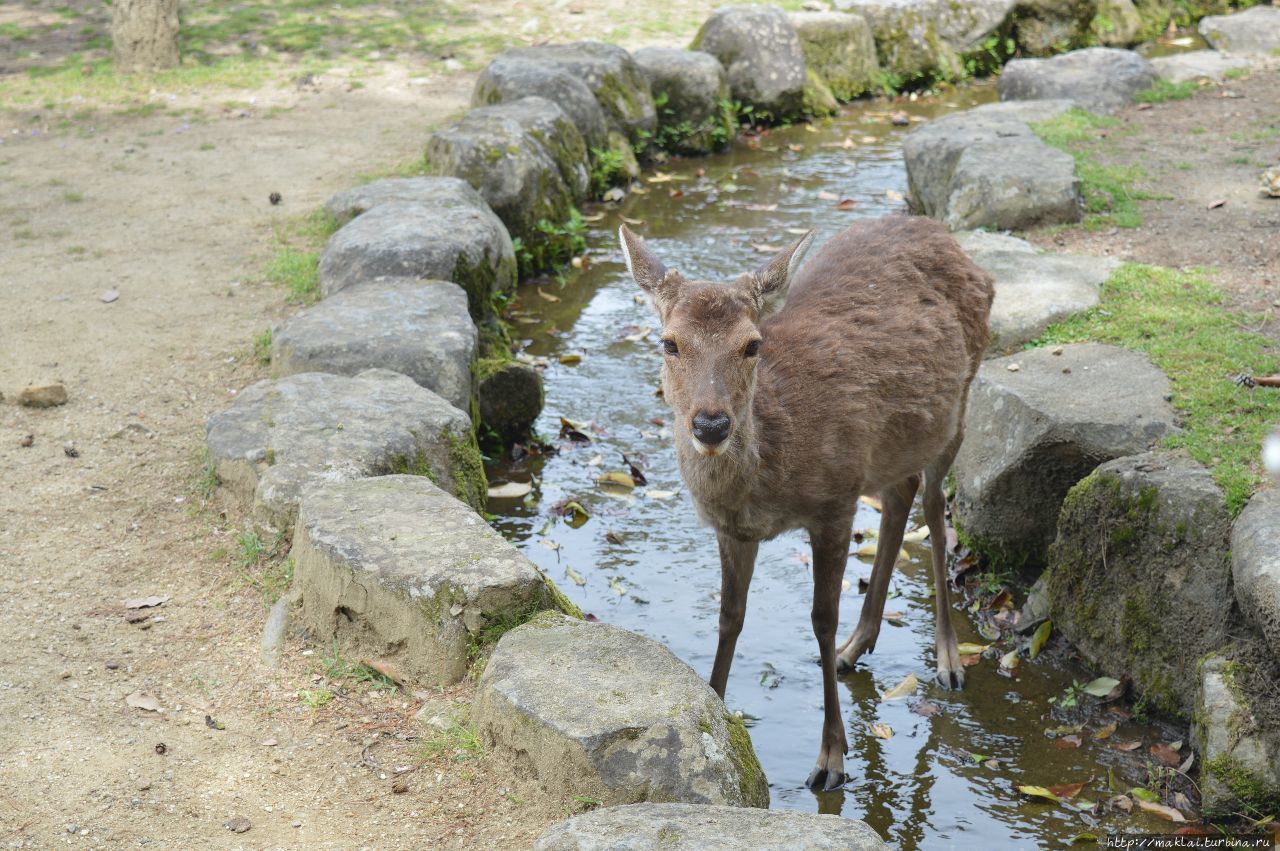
(487, 85, 1179, 849)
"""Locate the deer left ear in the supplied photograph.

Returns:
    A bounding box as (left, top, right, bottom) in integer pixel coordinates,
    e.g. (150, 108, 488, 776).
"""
(749, 230, 814, 319)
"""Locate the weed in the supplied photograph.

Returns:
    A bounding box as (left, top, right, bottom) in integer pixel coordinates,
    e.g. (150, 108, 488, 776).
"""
(266, 247, 320, 302)
(512, 207, 587, 279)
(194, 447, 219, 500)
(417, 718, 484, 763)
(320, 639, 397, 691)
(1049, 679, 1087, 709)
(1224, 66, 1251, 81)
(589, 146, 627, 196)
(298, 685, 334, 709)
(253, 328, 272, 365)
(199, 142, 216, 151)
(62, 190, 83, 203)
(1133, 79, 1199, 104)
(233, 529, 293, 604)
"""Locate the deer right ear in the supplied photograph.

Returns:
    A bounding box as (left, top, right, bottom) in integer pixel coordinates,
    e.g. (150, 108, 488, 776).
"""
(619, 225, 677, 319)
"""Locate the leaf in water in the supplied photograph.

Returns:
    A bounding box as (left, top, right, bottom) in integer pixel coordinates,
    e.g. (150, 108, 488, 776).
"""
(646, 171, 675, 183)
(1050, 781, 1087, 799)
(1017, 786, 1062, 804)
(559, 353, 583, 366)
(1093, 721, 1117, 740)
(885, 189, 905, 202)
(620, 216, 644, 225)
(1054, 735, 1082, 749)
(645, 489, 677, 500)
(818, 191, 839, 201)
(1068, 833, 1099, 844)
(562, 501, 589, 527)
(869, 723, 893, 740)
(1111, 740, 1142, 752)
(597, 471, 636, 489)
(752, 243, 783, 253)
(565, 565, 586, 586)
(559, 416, 591, 444)
(1136, 799, 1186, 823)
(1045, 723, 1084, 739)
(911, 699, 941, 717)
(881, 673, 918, 701)
(1082, 676, 1121, 698)
(570, 254, 591, 270)
(902, 526, 930, 543)
(537, 288, 561, 303)
(587, 453, 604, 466)
(836, 198, 858, 210)
(743, 203, 778, 212)
(537, 538, 561, 552)
(1150, 742, 1181, 768)
(977, 621, 1002, 642)
(126, 691, 163, 712)
(999, 649, 1020, 672)
(608, 576, 626, 596)
(1128, 787, 1160, 803)
(957, 642, 990, 655)
(983, 759, 1001, 770)
(856, 543, 878, 557)
(1110, 794, 1133, 813)
(623, 325, 654, 343)
(882, 611, 905, 624)
(621, 453, 648, 485)
(488, 481, 532, 499)
(860, 135, 878, 144)
(1179, 751, 1195, 774)
(1028, 620, 1052, 659)
(580, 212, 606, 223)
(860, 495, 883, 511)
(960, 654, 982, 667)
(605, 530, 625, 545)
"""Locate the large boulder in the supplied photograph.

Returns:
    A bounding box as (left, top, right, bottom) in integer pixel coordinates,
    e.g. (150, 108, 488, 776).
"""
(316, 201, 515, 320)
(1232, 488, 1280, 660)
(205, 369, 484, 530)
(789, 11, 881, 101)
(954, 343, 1178, 568)
(1045, 451, 1232, 718)
(472, 55, 609, 151)
(998, 48, 1157, 115)
(292, 475, 573, 687)
(1089, 0, 1143, 47)
(271, 280, 476, 413)
(474, 613, 769, 808)
(956, 232, 1119, 353)
(478, 361, 544, 443)
(691, 6, 807, 122)
(1003, 0, 1098, 56)
(634, 47, 733, 155)
(903, 100, 1082, 231)
(835, 0, 1013, 83)
(1195, 649, 1280, 817)
(323, 176, 485, 227)
(1149, 50, 1251, 84)
(1199, 6, 1280, 55)
(534, 804, 891, 851)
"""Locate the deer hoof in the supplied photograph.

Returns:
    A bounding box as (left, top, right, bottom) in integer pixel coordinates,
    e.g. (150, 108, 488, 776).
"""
(935, 667, 965, 690)
(805, 765, 847, 793)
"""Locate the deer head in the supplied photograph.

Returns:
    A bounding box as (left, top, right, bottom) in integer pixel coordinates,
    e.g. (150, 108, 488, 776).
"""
(619, 225, 814, 457)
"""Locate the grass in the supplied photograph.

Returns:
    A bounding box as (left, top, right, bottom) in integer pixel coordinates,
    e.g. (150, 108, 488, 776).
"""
(417, 718, 484, 763)
(298, 685, 334, 709)
(194, 447, 219, 501)
(320, 640, 398, 691)
(264, 209, 338, 303)
(233, 529, 294, 605)
(62, 191, 84, 203)
(1133, 79, 1199, 104)
(253, 328, 273, 365)
(1032, 264, 1280, 514)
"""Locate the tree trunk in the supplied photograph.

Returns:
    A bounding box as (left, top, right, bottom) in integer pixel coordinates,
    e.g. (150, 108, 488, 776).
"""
(111, 0, 180, 73)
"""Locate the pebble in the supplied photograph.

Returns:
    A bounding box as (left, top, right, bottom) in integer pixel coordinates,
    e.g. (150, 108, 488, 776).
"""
(137, 779, 151, 791)
(18, 382, 67, 408)
(292, 820, 302, 828)
(225, 816, 251, 834)
(100, 289, 119, 303)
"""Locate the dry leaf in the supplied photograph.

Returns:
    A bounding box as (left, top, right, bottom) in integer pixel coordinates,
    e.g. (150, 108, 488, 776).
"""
(537, 288, 561, 303)
(1017, 785, 1062, 803)
(623, 325, 653, 343)
(645, 489, 676, 500)
(817, 190, 839, 201)
(1206, 199, 1226, 209)
(869, 723, 893, 740)
(1111, 740, 1142, 752)
(881, 673, 918, 701)
(911, 699, 941, 717)
(1150, 742, 1181, 768)
(124, 595, 170, 610)
(559, 353, 583, 366)
(488, 481, 532, 499)
(1050, 781, 1087, 799)
(902, 526, 930, 543)
(957, 642, 990, 655)
(620, 216, 644, 225)
(960, 653, 982, 667)
(565, 566, 586, 586)
(126, 691, 163, 712)
(1136, 799, 1187, 823)
(882, 611, 906, 624)
(885, 189, 905, 202)
(1055, 735, 1082, 749)
(597, 471, 636, 489)
(1093, 722, 1117, 740)
(859, 495, 883, 511)
(836, 198, 858, 210)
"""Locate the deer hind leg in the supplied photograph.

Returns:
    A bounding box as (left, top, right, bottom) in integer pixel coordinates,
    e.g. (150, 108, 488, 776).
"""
(805, 517, 854, 792)
(925, 431, 965, 690)
(836, 475, 920, 673)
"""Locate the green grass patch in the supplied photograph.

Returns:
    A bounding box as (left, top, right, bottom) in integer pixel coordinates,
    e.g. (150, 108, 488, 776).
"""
(233, 528, 293, 605)
(264, 209, 338, 303)
(417, 718, 484, 763)
(254, 328, 273, 365)
(1032, 264, 1280, 513)
(320, 639, 398, 691)
(1133, 79, 1199, 104)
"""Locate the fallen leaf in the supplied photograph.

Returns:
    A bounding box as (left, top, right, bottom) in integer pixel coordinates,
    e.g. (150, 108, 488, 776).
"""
(565, 566, 586, 586)
(561, 501, 589, 526)
(1206, 199, 1226, 209)
(559, 353, 583, 366)
(836, 198, 858, 210)
(126, 691, 163, 712)
(570, 254, 591, 270)
(1017, 785, 1062, 804)
(859, 495, 883, 512)
(1150, 742, 1181, 768)
(751, 243, 783, 253)
(580, 212, 605, 223)
(902, 526, 930, 543)
(860, 135, 878, 144)
(608, 576, 626, 596)
(1083, 676, 1122, 698)
(537, 288, 561, 303)
(1054, 734, 1082, 749)
(1049, 781, 1087, 799)
(645, 489, 676, 500)
(1093, 721, 1117, 740)
(646, 171, 675, 183)
(623, 325, 653, 343)
(538, 538, 561, 552)
(488, 481, 532, 499)
(605, 531, 624, 545)
(1110, 794, 1133, 812)
(999, 649, 1020, 673)
(621, 453, 648, 485)
(1111, 740, 1142, 752)
(881, 673, 918, 701)
(124, 595, 170, 610)
(869, 723, 893, 740)
(960, 653, 982, 667)
(882, 610, 906, 625)
(957, 642, 990, 655)
(1136, 799, 1187, 823)
(911, 699, 941, 717)
(1128, 787, 1160, 803)
(620, 216, 644, 225)
(885, 189, 905, 203)
(597, 471, 636, 489)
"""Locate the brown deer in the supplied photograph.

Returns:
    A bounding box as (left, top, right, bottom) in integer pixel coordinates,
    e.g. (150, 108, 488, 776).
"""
(618, 216, 993, 791)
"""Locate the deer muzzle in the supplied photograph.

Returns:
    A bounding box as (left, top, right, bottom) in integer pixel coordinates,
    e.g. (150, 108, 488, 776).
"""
(691, 410, 731, 454)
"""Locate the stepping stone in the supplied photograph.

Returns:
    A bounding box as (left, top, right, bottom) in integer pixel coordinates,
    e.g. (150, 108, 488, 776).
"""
(1091, 0, 1142, 47)
(205, 369, 483, 530)
(1199, 6, 1280, 55)
(317, 201, 515, 320)
(1196, 650, 1280, 816)
(474, 613, 769, 808)
(293, 475, 568, 686)
(835, 0, 1013, 83)
(789, 11, 880, 101)
(323, 176, 487, 227)
(1046, 451, 1232, 719)
(534, 803, 891, 850)
(692, 6, 807, 122)
(634, 48, 732, 154)
(999, 48, 1157, 115)
(954, 343, 1178, 568)
(271, 280, 476, 413)
(957, 232, 1119, 353)
(1150, 50, 1251, 84)
(1232, 488, 1280, 660)
(473, 54, 610, 150)
(904, 100, 1081, 231)
(478, 361, 544, 442)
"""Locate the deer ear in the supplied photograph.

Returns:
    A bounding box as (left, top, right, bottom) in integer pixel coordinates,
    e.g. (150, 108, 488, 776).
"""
(750, 229, 814, 319)
(619, 225, 678, 319)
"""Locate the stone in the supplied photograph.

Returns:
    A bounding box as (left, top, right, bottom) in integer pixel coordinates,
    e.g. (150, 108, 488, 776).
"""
(474, 613, 769, 808)
(498, 42, 656, 143)
(1003, 0, 1097, 56)
(903, 100, 1082, 231)
(271, 280, 477, 413)
(473, 55, 610, 150)
(789, 11, 881, 101)
(633, 47, 733, 155)
(1045, 451, 1232, 718)
(205, 369, 484, 531)
(293, 475, 568, 687)
(427, 97, 586, 265)
(1089, 0, 1143, 47)
(954, 343, 1178, 568)
(691, 6, 807, 122)
(835, 0, 1013, 83)
(534, 803, 891, 850)
(1199, 6, 1280, 55)
(957, 232, 1119, 353)
(1149, 50, 1252, 84)
(1195, 650, 1280, 816)
(998, 48, 1157, 115)
(478, 362, 544, 443)
(1231, 488, 1280, 659)
(802, 67, 840, 116)
(323, 176, 487, 227)
(18, 383, 68, 408)
(317, 201, 515, 320)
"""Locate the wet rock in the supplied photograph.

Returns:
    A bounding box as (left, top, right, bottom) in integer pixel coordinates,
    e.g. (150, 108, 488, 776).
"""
(474, 613, 769, 808)
(954, 343, 1178, 568)
(478, 362, 544, 443)
(835, 0, 1012, 83)
(1003, 0, 1097, 56)
(802, 67, 840, 117)
(957, 232, 1119, 353)
(1232, 488, 1280, 660)
(323, 176, 487, 226)
(534, 803, 890, 850)
(692, 5, 807, 122)
(1149, 50, 1251, 84)
(998, 48, 1157, 115)
(293, 475, 568, 686)
(205, 369, 483, 530)
(18, 382, 68, 408)
(1195, 650, 1280, 816)
(1045, 451, 1232, 718)
(1089, 0, 1143, 47)
(904, 100, 1081, 231)
(1199, 6, 1280, 55)
(317, 201, 515, 320)
(633, 48, 733, 155)
(473, 55, 609, 150)
(789, 11, 881, 101)
(272, 280, 477, 413)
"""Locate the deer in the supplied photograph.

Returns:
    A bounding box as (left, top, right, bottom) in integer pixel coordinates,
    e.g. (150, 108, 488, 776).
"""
(618, 215, 994, 792)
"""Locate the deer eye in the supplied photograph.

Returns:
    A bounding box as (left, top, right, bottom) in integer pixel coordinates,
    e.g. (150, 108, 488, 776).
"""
(744, 340, 761, 358)
(662, 339, 679, 357)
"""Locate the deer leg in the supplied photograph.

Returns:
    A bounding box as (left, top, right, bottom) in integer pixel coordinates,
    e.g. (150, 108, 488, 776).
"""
(805, 518, 854, 792)
(925, 434, 965, 690)
(837, 475, 920, 672)
(709, 533, 758, 699)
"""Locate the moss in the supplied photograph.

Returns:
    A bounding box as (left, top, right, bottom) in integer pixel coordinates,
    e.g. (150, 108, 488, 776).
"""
(1204, 754, 1280, 816)
(452, 247, 512, 321)
(801, 68, 839, 118)
(386, 450, 441, 487)
(724, 712, 769, 807)
(538, 570, 585, 619)
(445, 429, 487, 513)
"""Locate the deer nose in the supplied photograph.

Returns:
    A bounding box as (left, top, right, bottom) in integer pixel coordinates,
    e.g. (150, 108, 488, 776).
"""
(691, 411, 731, 446)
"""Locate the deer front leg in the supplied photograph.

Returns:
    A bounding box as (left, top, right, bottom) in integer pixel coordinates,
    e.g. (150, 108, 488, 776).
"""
(709, 533, 758, 699)
(805, 519, 853, 792)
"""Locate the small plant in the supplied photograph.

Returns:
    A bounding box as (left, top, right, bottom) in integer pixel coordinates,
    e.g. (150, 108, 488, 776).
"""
(1134, 79, 1198, 104)
(265, 246, 320, 302)
(512, 207, 587, 278)
(236, 529, 265, 569)
(233, 528, 292, 604)
(321, 639, 397, 691)
(194, 447, 219, 500)
(417, 718, 484, 762)
(298, 685, 334, 709)
(1049, 679, 1088, 709)
(62, 190, 83, 203)
(962, 34, 1017, 79)
(589, 146, 627, 196)
(253, 328, 272, 365)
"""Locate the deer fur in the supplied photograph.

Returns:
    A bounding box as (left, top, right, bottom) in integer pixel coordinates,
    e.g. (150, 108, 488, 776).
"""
(619, 215, 994, 792)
